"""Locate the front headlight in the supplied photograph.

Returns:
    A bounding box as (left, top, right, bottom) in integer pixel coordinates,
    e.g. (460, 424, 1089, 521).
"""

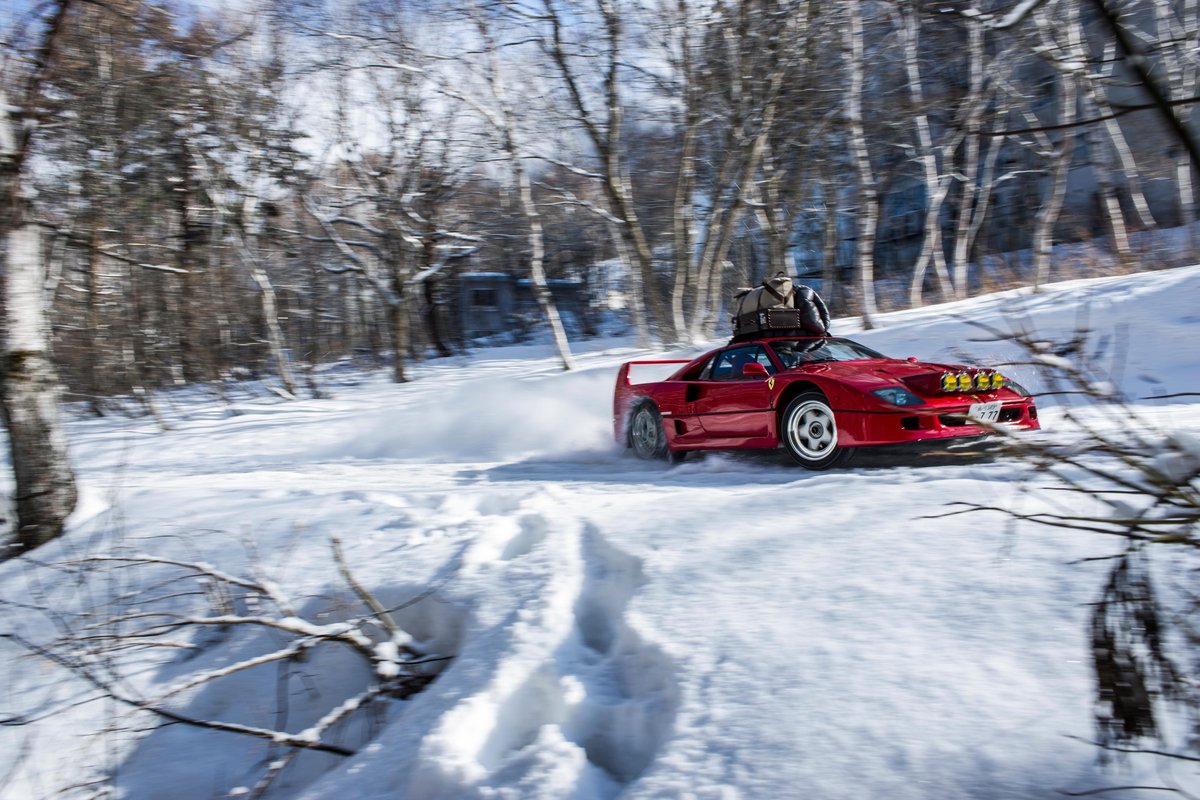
(873, 387, 924, 407)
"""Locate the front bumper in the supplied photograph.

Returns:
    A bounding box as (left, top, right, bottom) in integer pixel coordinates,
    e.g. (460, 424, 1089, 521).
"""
(835, 401, 1040, 447)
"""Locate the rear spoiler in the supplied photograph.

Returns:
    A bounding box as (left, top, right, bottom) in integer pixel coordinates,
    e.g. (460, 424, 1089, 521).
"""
(615, 359, 692, 387)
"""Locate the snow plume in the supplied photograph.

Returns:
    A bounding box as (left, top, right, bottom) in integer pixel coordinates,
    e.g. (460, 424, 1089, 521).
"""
(312, 368, 617, 463)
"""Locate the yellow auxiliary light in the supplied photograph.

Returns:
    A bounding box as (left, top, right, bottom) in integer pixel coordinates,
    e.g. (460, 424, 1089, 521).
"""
(941, 372, 958, 393)
(992, 373, 1006, 390)
(975, 372, 992, 392)
(957, 372, 973, 392)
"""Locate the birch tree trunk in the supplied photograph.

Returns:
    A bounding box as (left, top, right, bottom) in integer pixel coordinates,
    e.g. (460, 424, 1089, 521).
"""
(610, 224, 650, 346)
(1032, 5, 1079, 290)
(1087, 39, 1158, 230)
(248, 262, 298, 398)
(670, 116, 698, 339)
(844, 0, 878, 328)
(1, 219, 79, 552)
(817, 153, 844, 313)
(1083, 98, 1133, 261)
(899, 4, 954, 306)
(243, 213, 298, 398)
(518, 175, 576, 371)
(1154, 0, 1198, 241)
(472, 8, 574, 370)
(669, 4, 699, 340)
(955, 131, 1004, 286)
(0, 3, 78, 553)
(949, 21, 991, 300)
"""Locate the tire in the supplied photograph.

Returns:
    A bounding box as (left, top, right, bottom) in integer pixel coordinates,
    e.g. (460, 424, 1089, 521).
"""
(628, 402, 669, 461)
(780, 391, 855, 470)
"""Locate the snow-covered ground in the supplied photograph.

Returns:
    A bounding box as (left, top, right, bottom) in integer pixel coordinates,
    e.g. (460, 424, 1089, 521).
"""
(3, 265, 1200, 799)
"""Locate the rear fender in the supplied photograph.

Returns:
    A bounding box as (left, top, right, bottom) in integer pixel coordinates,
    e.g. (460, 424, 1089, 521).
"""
(613, 359, 691, 444)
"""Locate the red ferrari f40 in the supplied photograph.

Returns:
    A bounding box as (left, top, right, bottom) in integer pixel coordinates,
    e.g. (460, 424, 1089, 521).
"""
(613, 336, 1039, 469)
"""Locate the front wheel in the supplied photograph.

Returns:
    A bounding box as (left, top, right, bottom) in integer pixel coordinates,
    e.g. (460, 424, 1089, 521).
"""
(781, 392, 855, 470)
(628, 402, 669, 460)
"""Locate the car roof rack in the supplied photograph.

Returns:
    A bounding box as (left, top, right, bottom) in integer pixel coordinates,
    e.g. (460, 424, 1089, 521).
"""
(728, 329, 831, 344)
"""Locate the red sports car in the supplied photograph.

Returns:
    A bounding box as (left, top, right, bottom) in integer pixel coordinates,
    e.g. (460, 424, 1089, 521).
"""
(613, 335, 1039, 469)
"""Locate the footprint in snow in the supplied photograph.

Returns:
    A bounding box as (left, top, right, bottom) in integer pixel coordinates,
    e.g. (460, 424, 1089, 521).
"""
(480, 524, 679, 795)
(500, 514, 549, 561)
(564, 524, 678, 786)
(415, 516, 678, 800)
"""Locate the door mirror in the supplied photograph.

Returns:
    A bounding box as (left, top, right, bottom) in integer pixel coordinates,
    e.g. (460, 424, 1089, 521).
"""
(742, 362, 770, 379)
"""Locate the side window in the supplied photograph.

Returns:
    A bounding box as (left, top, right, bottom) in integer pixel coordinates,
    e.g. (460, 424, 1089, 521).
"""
(753, 346, 777, 374)
(772, 344, 798, 369)
(710, 346, 774, 380)
(710, 349, 740, 380)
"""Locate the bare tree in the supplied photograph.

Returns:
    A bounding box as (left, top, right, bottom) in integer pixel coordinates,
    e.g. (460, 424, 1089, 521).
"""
(1148, 0, 1199, 239)
(294, 5, 480, 382)
(445, 4, 576, 370)
(843, 0, 879, 328)
(897, 1, 956, 305)
(1031, 1, 1080, 290)
(182, 17, 311, 398)
(1087, 36, 1159, 232)
(684, 0, 789, 340)
(0, 1, 78, 553)
(541, 0, 677, 340)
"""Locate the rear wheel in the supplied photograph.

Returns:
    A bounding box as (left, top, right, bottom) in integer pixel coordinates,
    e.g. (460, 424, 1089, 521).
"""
(628, 402, 669, 460)
(781, 391, 855, 470)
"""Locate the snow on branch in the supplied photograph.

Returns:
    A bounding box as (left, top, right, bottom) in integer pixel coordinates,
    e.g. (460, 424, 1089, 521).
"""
(6, 540, 454, 796)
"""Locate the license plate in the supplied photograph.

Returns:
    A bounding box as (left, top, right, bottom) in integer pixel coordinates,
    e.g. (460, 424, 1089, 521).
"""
(968, 401, 1002, 424)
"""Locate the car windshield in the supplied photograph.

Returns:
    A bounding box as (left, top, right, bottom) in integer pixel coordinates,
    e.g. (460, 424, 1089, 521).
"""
(768, 338, 887, 369)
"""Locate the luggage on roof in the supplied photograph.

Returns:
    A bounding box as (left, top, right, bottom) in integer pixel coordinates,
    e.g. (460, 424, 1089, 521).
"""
(732, 272, 796, 319)
(731, 276, 829, 338)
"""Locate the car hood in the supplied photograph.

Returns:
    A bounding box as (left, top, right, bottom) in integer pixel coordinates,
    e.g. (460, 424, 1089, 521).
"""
(792, 358, 964, 396)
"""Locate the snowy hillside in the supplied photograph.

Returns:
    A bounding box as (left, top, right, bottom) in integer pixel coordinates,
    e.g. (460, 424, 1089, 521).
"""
(3, 266, 1200, 799)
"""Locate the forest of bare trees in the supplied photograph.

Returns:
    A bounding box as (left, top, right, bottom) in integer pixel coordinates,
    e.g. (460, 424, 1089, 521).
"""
(1, 0, 1197, 546)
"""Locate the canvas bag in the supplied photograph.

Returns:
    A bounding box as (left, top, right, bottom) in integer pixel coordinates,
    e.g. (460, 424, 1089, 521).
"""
(732, 273, 796, 319)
